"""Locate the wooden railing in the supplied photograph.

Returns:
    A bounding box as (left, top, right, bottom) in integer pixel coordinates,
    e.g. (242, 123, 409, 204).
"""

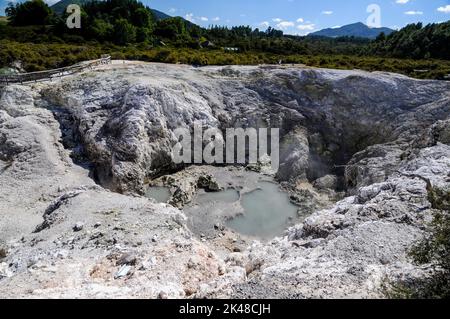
(0, 55, 111, 85)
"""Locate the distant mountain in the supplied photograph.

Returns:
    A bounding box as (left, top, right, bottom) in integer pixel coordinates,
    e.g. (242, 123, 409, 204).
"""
(51, 0, 86, 15)
(50, 0, 172, 21)
(151, 9, 171, 20)
(309, 22, 394, 39)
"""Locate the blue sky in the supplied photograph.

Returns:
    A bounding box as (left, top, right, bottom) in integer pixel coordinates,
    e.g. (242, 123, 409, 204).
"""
(1, 0, 450, 34)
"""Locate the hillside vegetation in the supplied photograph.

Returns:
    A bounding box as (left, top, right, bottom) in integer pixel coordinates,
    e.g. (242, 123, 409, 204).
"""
(385, 185, 450, 299)
(369, 22, 450, 60)
(1, 40, 449, 80)
(0, 0, 449, 80)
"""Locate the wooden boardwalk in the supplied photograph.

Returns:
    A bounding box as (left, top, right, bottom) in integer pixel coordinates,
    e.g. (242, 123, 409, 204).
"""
(0, 55, 111, 86)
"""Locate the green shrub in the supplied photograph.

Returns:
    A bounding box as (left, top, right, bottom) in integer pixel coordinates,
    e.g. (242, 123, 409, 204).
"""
(385, 186, 450, 299)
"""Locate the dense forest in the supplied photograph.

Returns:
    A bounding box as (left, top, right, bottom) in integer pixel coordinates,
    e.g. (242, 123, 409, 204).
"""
(370, 22, 450, 60)
(1, 0, 369, 54)
(1, 0, 450, 79)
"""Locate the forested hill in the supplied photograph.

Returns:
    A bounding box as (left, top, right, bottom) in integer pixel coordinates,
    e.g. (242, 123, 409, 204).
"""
(50, 0, 172, 20)
(310, 22, 394, 39)
(368, 22, 450, 60)
(1, 0, 450, 79)
(51, 0, 86, 15)
(150, 9, 171, 20)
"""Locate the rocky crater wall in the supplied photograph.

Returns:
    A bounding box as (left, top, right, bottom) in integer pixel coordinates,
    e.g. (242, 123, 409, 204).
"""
(0, 62, 449, 298)
(36, 64, 450, 195)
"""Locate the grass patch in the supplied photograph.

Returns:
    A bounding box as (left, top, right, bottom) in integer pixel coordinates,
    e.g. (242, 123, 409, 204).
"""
(1, 40, 450, 80)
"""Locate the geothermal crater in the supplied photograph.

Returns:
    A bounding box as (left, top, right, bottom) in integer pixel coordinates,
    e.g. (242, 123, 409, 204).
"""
(0, 61, 449, 298)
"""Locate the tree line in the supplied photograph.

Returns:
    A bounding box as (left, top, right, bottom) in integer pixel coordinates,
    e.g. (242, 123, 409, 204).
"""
(2, 0, 367, 55)
(370, 22, 450, 60)
(2, 0, 450, 61)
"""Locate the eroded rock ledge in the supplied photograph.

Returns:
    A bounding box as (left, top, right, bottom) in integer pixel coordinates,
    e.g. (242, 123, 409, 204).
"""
(0, 62, 449, 298)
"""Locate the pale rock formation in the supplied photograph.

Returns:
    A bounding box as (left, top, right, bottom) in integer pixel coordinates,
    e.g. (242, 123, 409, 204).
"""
(0, 62, 449, 298)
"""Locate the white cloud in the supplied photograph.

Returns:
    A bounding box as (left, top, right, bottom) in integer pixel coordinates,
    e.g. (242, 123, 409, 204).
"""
(331, 25, 341, 29)
(259, 21, 270, 28)
(168, 8, 177, 14)
(321, 11, 333, 15)
(44, 0, 60, 5)
(297, 23, 315, 30)
(272, 18, 282, 23)
(212, 17, 220, 21)
(200, 17, 209, 22)
(396, 0, 410, 4)
(404, 10, 423, 15)
(185, 13, 195, 22)
(276, 21, 295, 30)
(296, 18, 304, 23)
(437, 5, 450, 13)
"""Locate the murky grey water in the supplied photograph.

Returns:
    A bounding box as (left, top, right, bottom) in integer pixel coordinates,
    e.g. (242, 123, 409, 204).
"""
(147, 179, 299, 238)
(194, 181, 299, 238)
(227, 182, 299, 238)
(196, 189, 240, 204)
(146, 186, 171, 203)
